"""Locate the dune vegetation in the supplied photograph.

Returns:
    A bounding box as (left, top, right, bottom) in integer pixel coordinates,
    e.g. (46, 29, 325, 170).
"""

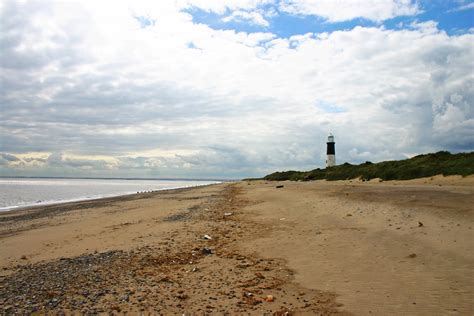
(260, 151, 474, 182)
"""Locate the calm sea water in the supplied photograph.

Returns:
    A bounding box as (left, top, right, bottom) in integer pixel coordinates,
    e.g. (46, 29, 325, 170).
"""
(0, 178, 220, 211)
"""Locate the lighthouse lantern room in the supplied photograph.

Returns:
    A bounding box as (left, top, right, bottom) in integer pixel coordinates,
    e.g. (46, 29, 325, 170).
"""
(326, 133, 336, 168)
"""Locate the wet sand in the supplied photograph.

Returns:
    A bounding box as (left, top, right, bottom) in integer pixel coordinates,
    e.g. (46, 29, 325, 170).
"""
(0, 176, 473, 314)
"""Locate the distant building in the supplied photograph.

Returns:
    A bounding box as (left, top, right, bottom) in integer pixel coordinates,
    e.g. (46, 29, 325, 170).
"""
(326, 133, 336, 168)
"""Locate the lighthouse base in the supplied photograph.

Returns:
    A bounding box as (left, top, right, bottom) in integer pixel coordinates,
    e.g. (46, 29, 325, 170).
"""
(326, 155, 336, 168)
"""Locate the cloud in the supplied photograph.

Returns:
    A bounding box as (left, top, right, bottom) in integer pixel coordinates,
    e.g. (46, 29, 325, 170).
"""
(0, 153, 20, 162)
(0, 0, 473, 178)
(180, 0, 421, 23)
(180, 0, 275, 15)
(279, 0, 421, 22)
(409, 20, 439, 33)
(448, 2, 474, 12)
(222, 10, 270, 26)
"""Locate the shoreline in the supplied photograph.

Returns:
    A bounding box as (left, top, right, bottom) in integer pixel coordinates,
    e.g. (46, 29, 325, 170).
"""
(0, 181, 222, 214)
(0, 176, 229, 182)
(1, 176, 473, 314)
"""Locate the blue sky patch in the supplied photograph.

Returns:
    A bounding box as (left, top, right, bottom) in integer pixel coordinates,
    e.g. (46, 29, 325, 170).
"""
(186, 42, 202, 50)
(316, 100, 346, 114)
(184, 1, 474, 37)
(133, 15, 156, 28)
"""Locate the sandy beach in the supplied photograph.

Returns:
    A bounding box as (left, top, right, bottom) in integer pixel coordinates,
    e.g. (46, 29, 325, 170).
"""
(1, 176, 473, 314)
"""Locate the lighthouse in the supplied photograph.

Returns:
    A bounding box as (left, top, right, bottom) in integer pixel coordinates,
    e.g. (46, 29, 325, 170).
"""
(326, 133, 336, 168)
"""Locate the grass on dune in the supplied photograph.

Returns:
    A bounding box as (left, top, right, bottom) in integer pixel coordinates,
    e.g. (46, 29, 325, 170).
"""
(256, 151, 474, 182)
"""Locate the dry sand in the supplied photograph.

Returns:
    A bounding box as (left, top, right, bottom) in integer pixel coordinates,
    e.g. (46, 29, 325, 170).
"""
(240, 176, 474, 315)
(0, 176, 473, 314)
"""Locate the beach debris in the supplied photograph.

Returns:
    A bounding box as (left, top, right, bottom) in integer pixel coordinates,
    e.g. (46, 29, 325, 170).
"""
(242, 292, 263, 306)
(237, 262, 251, 268)
(276, 185, 284, 188)
(203, 234, 212, 240)
(159, 275, 173, 283)
(264, 295, 275, 302)
(418, 221, 424, 227)
(176, 292, 188, 300)
(20, 255, 27, 260)
(346, 213, 352, 217)
(407, 253, 417, 258)
(224, 212, 233, 217)
(279, 218, 286, 221)
(110, 304, 121, 312)
(201, 247, 213, 255)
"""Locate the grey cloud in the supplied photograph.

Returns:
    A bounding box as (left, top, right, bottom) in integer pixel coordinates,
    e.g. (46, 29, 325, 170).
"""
(1, 1, 92, 70)
(178, 146, 254, 169)
(23, 157, 47, 163)
(0, 153, 20, 161)
(421, 45, 464, 66)
(45, 152, 114, 170)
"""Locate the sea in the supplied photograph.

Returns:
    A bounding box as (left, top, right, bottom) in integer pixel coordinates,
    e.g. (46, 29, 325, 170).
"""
(0, 177, 221, 211)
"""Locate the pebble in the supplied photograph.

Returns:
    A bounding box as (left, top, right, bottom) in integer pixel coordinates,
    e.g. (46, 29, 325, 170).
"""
(202, 247, 213, 255)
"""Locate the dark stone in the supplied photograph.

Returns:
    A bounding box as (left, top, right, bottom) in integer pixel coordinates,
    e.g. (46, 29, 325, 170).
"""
(201, 247, 213, 255)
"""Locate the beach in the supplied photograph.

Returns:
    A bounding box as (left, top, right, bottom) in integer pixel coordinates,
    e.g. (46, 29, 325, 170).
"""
(0, 176, 473, 314)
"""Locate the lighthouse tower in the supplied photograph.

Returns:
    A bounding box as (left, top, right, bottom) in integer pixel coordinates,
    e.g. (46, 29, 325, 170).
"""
(326, 133, 336, 168)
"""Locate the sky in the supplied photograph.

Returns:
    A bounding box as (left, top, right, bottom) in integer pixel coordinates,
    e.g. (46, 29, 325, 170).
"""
(0, 0, 473, 179)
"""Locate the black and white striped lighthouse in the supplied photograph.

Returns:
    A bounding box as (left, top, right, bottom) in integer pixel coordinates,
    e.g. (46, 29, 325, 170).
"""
(326, 133, 336, 168)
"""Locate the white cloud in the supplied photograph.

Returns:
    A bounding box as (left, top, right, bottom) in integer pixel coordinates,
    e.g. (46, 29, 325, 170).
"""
(279, 0, 421, 22)
(449, 2, 474, 12)
(409, 20, 439, 33)
(0, 0, 473, 178)
(179, 0, 274, 14)
(222, 9, 270, 26)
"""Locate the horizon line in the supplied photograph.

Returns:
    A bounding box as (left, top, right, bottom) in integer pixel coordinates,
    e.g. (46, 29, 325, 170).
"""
(0, 175, 236, 182)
